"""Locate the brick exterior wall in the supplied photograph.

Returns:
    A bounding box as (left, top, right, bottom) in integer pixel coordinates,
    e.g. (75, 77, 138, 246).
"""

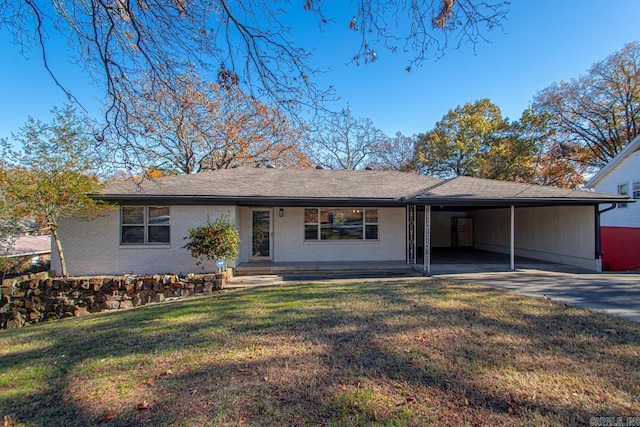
(51, 206, 238, 276)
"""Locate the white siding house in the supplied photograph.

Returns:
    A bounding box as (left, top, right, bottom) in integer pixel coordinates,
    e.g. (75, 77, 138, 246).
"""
(586, 135, 640, 271)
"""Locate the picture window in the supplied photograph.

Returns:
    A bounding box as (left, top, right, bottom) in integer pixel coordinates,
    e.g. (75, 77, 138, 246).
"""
(304, 208, 378, 241)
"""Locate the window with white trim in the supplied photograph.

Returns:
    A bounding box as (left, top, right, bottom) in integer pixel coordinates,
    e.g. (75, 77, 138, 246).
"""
(633, 181, 640, 200)
(121, 206, 170, 244)
(304, 208, 378, 241)
(617, 183, 629, 208)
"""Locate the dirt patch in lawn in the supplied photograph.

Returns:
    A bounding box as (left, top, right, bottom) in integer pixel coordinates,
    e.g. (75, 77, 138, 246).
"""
(1, 279, 639, 426)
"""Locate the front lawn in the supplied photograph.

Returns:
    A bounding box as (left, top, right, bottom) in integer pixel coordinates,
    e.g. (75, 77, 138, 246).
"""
(1, 279, 639, 426)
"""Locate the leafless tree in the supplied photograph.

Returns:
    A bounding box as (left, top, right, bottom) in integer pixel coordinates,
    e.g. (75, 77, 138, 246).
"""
(308, 107, 387, 170)
(370, 132, 417, 171)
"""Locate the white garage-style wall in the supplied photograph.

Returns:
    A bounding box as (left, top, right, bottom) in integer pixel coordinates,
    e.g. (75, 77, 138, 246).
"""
(471, 206, 597, 270)
(51, 205, 238, 276)
(430, 211, 469, 247)
(237, 206, 406, 263)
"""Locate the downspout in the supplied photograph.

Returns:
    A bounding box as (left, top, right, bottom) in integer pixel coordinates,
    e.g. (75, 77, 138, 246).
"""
(595, 203, 617, 268)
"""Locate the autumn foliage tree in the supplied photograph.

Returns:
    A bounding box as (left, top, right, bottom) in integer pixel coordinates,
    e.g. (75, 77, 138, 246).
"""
(413, 99, 535, 180)
(412, 98, 594, 188)
(0, 104, 110, 277)
(531, 41, 640, 170)
(120, 73, 313, 174)
(518, 109, 589, 189)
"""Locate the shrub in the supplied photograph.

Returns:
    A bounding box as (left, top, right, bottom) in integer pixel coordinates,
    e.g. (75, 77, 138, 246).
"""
(183, 215, 240, 268)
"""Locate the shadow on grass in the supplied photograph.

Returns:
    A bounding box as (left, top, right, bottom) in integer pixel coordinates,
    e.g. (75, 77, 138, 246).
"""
(1, 280, 639, 426)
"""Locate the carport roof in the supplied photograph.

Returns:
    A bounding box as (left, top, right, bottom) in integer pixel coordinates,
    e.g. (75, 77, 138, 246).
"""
(98, 168, 627, 206)
(415, 176, 627, 206)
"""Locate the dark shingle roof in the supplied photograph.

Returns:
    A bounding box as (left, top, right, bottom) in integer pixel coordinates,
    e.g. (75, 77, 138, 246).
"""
(418, 176, 618, 203)
(100, 168, 626, 206)
(103, 169, 441, 200)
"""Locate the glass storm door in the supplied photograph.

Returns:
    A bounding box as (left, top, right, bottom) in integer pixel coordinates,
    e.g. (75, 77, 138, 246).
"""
(251, 209, 272, 260)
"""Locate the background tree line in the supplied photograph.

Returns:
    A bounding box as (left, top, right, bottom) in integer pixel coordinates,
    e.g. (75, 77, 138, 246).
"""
(411, 41, 640, 188)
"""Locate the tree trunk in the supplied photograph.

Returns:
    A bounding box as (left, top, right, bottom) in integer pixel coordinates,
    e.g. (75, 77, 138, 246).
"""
(51, 229, 67, 277)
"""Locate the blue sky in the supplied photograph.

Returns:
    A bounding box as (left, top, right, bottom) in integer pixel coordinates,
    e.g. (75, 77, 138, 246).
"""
(0, 1, 639, 140)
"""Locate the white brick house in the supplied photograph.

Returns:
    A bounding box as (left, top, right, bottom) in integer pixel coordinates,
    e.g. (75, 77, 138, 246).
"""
(51, 168, 627, 276)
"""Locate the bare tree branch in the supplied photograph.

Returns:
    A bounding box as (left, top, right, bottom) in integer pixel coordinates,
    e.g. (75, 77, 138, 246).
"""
(1, 0, 507, 170)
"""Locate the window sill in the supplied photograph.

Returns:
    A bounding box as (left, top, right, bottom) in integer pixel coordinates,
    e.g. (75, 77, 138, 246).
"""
(303, 240, 380, 244)
(119, 244, 171, 249)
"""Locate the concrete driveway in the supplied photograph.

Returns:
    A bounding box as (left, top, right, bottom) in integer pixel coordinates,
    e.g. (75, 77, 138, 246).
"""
(436, 268, 640, 322)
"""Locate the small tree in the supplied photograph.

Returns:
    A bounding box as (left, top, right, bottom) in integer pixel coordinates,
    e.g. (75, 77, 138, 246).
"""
(1, 104, 110, 277)
(183, 215, 240, 270)
(0, 167, 16, 281)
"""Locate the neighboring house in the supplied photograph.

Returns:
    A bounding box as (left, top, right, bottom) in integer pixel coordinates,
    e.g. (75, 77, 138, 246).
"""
(5, 235, 51, 260)
(50, 168, 626, 276)
(585, 135, 640, 271)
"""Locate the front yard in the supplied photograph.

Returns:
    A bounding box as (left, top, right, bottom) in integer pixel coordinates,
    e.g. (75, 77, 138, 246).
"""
(1, 279, 639, 426)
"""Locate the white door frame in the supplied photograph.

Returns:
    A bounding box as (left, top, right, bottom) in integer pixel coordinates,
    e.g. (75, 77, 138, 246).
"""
(251, 208, 273, 261)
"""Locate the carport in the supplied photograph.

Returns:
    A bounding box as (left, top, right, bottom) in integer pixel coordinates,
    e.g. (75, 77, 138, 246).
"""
(405, 177, 627, 274)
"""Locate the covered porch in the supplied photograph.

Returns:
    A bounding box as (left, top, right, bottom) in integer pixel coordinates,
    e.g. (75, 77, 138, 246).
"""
(235, 248, 576, 278)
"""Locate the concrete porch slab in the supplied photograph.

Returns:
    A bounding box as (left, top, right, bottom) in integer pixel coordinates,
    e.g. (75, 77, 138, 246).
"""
(235, 261, 415, 276)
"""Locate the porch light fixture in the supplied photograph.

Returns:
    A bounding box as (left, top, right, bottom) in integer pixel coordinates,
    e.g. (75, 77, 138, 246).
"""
(279, 208, 284, 217)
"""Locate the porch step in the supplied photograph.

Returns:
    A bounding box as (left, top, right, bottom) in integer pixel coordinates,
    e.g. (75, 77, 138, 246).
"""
(235, 262, 415, 276)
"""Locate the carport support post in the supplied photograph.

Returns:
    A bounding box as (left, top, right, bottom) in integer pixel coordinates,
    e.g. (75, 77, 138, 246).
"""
(423, 205, 431, 275)
(510, 205, 515, 271)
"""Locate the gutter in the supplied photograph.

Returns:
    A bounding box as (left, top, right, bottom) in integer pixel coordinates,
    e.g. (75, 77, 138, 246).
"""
(94, 193, 630, 207)
(595, 203, 618, 260)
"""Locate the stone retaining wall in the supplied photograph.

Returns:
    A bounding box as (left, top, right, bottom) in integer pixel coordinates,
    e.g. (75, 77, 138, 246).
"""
(0, 270, 232, 329)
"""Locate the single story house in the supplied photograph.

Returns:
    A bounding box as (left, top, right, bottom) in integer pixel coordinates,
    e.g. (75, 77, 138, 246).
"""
(585, 135, 640, 271)
(51, 168, 628, 276)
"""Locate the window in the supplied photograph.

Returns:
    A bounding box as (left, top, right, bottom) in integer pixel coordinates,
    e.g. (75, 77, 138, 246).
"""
(633, 181, 640, 200)
(304, 208, 378, 241)
(617, 183, 629, 208)
(121, 206, 170, 245)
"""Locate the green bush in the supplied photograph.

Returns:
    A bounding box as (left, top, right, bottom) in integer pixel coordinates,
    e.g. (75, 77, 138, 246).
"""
(183, 215, 240, 268)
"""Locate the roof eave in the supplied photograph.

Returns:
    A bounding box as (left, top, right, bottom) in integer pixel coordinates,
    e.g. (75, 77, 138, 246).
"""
(585, 134, 640, 188)
(94, 194, 408, 207)
(94, 193, 632, 207)
(414, 196, 632, 206)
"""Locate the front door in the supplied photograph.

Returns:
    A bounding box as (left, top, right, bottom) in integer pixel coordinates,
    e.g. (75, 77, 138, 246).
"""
(251, 209, 272, 260)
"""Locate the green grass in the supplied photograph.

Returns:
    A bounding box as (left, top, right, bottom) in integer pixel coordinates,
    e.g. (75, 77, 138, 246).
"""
(1, 279, 639, 426)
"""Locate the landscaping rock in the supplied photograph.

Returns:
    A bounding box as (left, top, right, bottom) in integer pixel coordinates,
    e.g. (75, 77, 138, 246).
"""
(102, 300, 120, 310)
(5, 312, 24, 329)
(0, 272, 230, 329)
(74, 306, 90, 317)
